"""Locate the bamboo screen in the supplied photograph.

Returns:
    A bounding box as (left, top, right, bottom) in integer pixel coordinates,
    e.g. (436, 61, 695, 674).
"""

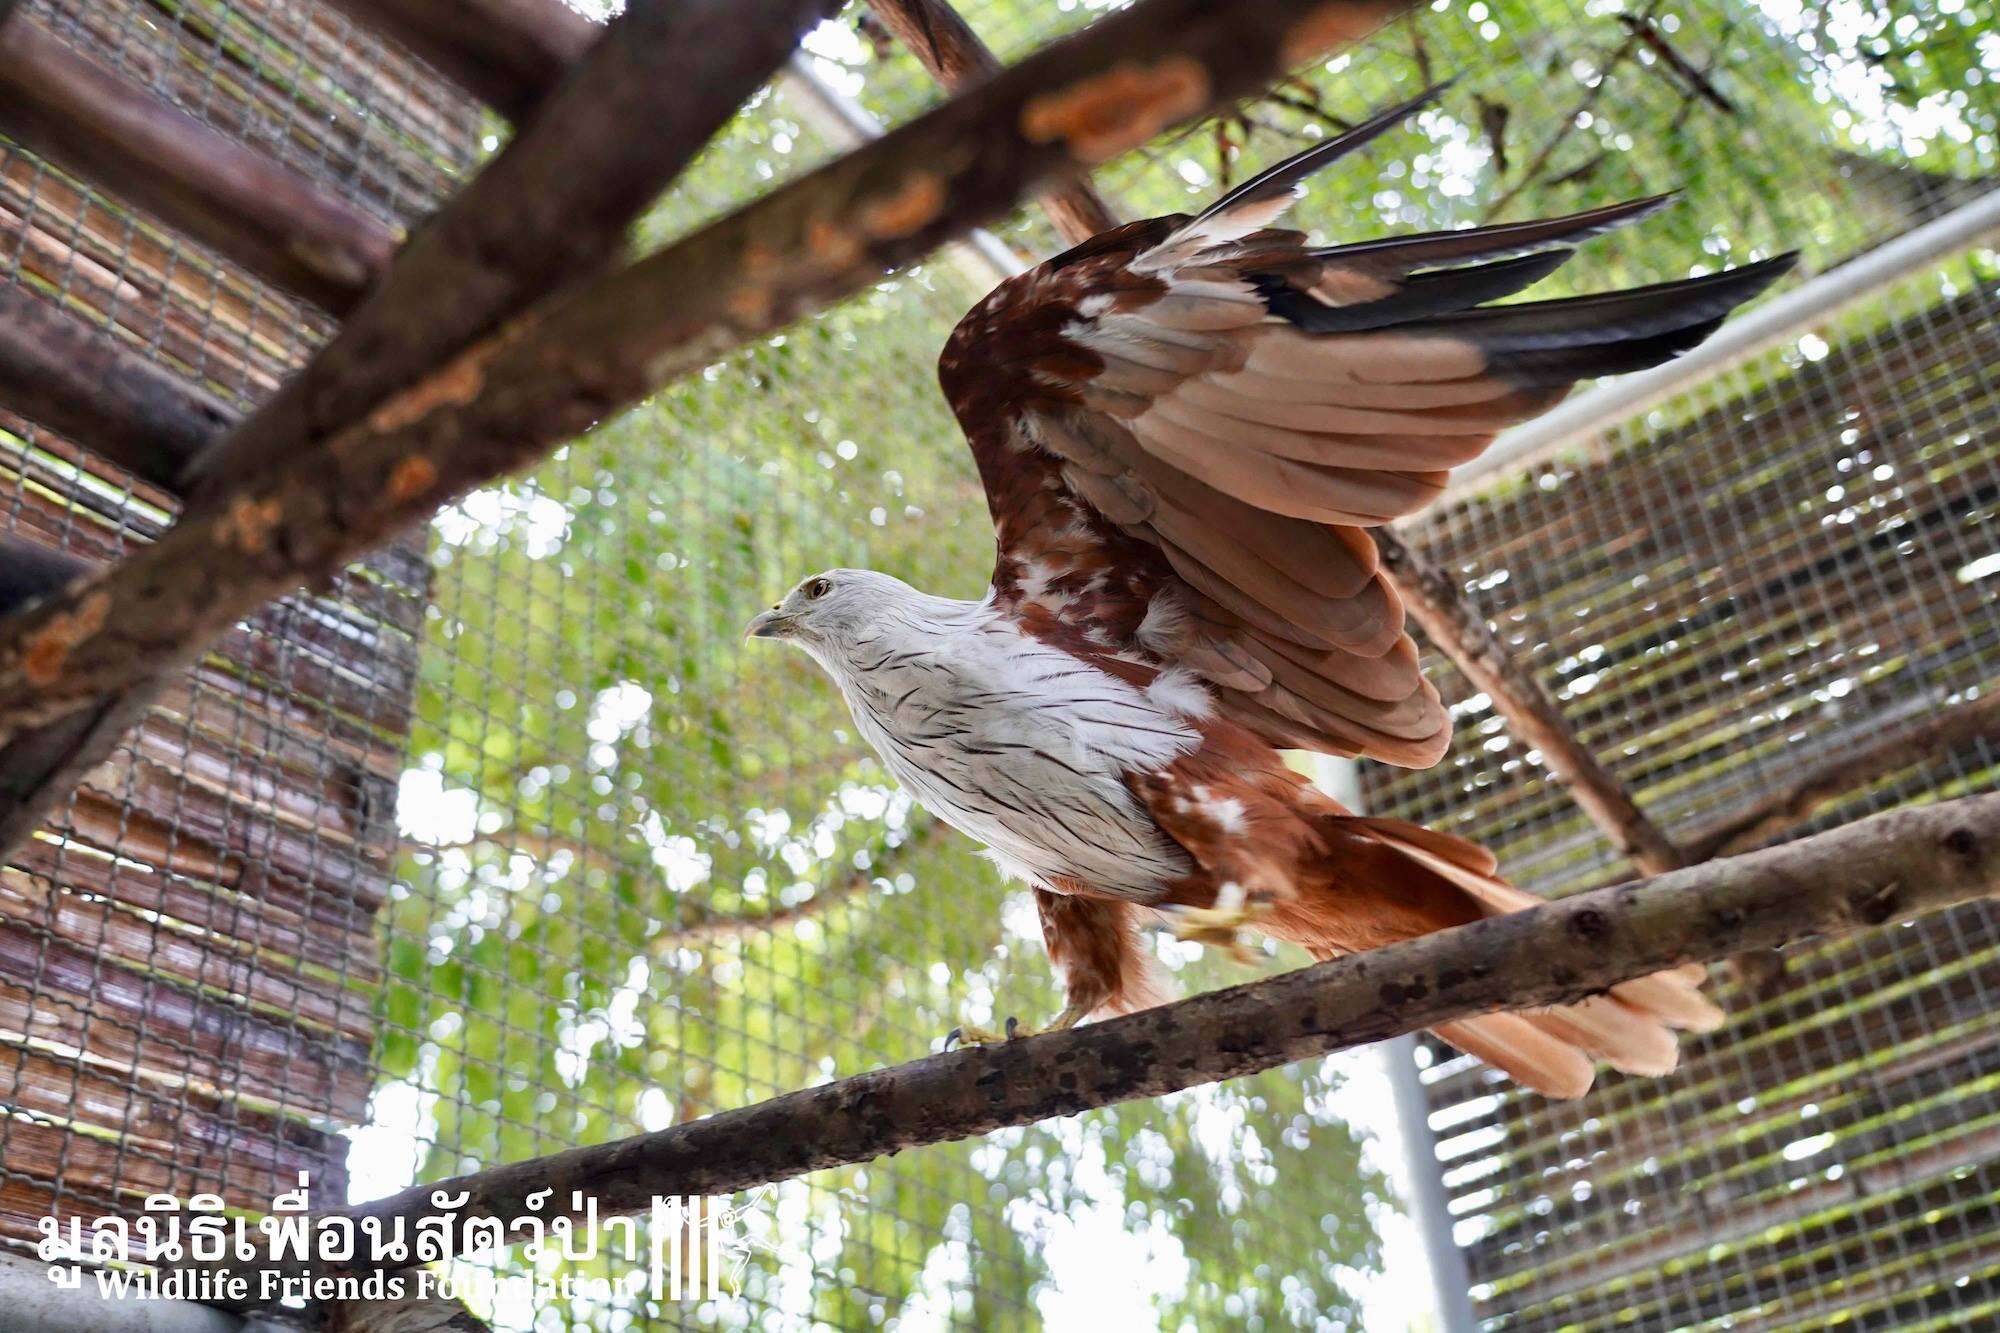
(0, 0, 474, 1259)
(1336, 18, 2000, 1333)
(1376, 258, 2000, 1333)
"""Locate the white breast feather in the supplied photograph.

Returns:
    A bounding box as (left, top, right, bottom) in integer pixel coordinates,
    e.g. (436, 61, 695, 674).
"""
(830, 600, 1198, 899)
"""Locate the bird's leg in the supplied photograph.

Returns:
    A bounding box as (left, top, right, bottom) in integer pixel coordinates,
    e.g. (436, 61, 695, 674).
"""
(1170, 880, 1276, 965)
(944, 1002, 1090, 1050)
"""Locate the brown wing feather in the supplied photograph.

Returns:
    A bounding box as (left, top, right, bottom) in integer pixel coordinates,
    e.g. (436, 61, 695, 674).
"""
(939, 95, 1795, 765)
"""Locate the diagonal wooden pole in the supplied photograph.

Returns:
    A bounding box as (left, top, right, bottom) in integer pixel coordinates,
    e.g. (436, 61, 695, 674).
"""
(177, 0, 843, 503)
(865, 0, 1122, 244)
(0, 0, 848, 855)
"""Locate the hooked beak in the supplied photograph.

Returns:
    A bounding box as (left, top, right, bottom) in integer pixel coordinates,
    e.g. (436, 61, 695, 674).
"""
(744, 608, 792, 641)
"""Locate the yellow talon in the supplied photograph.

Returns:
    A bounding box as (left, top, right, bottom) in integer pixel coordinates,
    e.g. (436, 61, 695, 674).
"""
(943, 1004, 1090, 1050)
(943, 1020, 1016, 1048)
(1172, 896, 1273, 965)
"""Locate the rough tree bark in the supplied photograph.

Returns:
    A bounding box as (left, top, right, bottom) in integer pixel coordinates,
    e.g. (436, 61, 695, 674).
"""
(0, 0, 1412, 858)
(307, 793, 1996, 1262)
(865, 0, 1122, 244)
(319, 0, 596, 123)
(0, 287, 236, 490)
(179, 0, 842, 503)
(0, 13, 397, 312)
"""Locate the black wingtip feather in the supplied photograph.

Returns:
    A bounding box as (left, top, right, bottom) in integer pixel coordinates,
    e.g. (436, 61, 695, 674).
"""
(1403, 246, 1575, 294)
(1311, 192, 1682, 271)
(1192, 79, 1456, 225)
(1490, 317, 1728, 385)
(1404, 253, 1798, 352)
(1256, 247, 1575, 334)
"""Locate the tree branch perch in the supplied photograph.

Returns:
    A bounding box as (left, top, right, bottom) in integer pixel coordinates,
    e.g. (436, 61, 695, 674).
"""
(317, 793, 1999, 1260)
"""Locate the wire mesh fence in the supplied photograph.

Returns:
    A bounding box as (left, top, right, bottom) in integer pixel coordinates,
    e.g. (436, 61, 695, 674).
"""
(384, 51, 1382, 1330)
(0, 0, 1994, 1331)
(1378, 252, 2000, 1333)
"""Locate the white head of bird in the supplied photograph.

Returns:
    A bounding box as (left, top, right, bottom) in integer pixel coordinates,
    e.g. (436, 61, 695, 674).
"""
(745, 569, 979, 671)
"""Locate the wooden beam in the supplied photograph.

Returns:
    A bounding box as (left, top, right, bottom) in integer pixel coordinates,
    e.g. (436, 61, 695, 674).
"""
(315, 793, 1998, 1262)
(0, 287, 235, 490)
(0, 0, 1412, 856)
(319, 0, 597, 123)
(0, 14, 398, 312)
(1376, 528, 1691, 876)
(1683, 690, 2000, 863)
(866, 0, 1121, 245)
(0, 0, 843, 854)
(0, 538, 85, 618)
(179, 0, 838, 504)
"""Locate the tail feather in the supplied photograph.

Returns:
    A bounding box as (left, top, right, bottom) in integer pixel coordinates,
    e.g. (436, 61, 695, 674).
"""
(1524, 997, 1679, 1077)
(1345, 815, 1498, 876)
(1280, 813, 1723, 1099)
(1432, 1013, 1594, 1099)
(1611, 972, 1726, 1033)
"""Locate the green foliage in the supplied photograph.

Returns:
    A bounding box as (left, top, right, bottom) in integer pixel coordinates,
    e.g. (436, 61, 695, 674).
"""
(379, 93, 1384, 1328)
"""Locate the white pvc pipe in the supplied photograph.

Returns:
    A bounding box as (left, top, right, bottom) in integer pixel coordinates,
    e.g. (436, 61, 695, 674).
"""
(1381, 1034, 1483, 1333)
(1445, 186, 2000, 500)
(776, 57, 1027, 286)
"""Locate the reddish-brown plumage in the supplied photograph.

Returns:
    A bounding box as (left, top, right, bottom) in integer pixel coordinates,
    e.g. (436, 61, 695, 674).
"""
(891, 96, 1781, 1092)
(939, 223, 1178, 639)
(1035, 890, 1170, 1018)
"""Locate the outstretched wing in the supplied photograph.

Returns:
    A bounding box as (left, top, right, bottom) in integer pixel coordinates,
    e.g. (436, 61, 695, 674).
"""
(939, 86, 1794, 767)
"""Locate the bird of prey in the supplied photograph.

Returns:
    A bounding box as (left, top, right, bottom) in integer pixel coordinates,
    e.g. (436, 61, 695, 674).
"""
(747, 86, 1788, 1098)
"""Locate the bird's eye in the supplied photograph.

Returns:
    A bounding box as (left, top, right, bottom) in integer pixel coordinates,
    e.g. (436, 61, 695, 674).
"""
(806, 578, 832, 600)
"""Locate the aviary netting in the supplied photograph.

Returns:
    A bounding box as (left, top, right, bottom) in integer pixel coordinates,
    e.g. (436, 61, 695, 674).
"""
(0, 1, 1991, 1330)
